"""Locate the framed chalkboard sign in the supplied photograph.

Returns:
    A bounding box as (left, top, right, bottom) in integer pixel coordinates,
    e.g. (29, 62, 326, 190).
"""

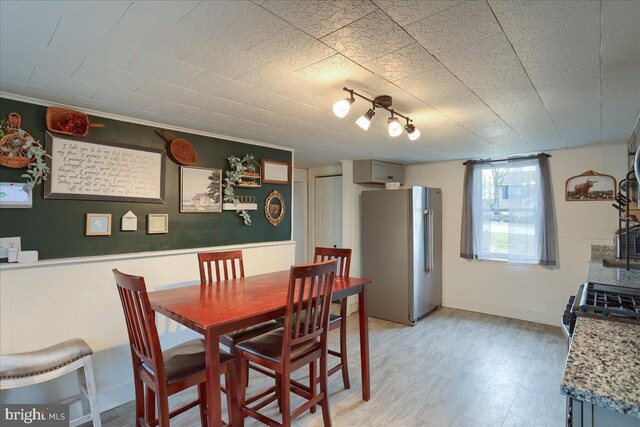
(44, 132, 166, 203)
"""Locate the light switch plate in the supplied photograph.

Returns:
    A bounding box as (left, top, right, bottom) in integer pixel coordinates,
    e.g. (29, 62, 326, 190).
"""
(0, 237, 21, 259)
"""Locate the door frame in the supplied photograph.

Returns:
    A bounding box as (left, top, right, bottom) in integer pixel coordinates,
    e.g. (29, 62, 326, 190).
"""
(309, 173, 343, 262)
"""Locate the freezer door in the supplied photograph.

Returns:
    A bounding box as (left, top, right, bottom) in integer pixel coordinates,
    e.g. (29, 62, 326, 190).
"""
(361, 188, 412, 325)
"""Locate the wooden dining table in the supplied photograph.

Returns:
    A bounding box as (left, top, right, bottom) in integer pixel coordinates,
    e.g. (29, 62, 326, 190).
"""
(148, 269, 373, 427)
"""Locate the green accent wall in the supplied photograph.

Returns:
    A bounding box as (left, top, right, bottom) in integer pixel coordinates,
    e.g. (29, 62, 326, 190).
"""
(0, 97, 292, 260)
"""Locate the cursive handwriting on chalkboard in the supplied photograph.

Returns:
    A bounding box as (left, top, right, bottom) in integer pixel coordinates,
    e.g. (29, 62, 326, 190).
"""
(50, 139, 162, 199)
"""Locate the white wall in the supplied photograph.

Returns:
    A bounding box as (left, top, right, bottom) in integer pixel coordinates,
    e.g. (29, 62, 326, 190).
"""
(0, 241, 295, 412)
(404, 144, 626, 325)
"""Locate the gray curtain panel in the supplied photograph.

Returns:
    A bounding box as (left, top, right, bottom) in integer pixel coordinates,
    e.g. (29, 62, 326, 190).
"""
(537, 153, 557, 265)
(460, 162, 476, 259)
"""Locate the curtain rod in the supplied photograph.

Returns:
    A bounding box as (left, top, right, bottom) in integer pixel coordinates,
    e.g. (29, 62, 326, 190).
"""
(462, 153, 551, 166)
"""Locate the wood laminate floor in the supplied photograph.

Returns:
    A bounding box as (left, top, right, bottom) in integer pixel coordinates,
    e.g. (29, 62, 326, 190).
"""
(95, 307, 567, 427)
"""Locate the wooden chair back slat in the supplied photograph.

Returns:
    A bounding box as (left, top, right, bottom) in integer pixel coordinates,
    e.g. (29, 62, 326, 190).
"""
(314, 247, 352, 277)
(113, 269, 165, 380)
(282, 260, 337, 357)
(198, 250, 245, 284)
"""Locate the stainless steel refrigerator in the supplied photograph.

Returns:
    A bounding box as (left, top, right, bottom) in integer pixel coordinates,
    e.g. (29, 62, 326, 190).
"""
(361, 186, 442, 326)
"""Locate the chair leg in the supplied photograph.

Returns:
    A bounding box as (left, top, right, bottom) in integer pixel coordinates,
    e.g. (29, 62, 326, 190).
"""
(145, 386, 156, 424)
(81, 356, 102, 427)
(197, 382, 207, 427)
(133, 371, 145, 426)
(224, 370, 236, 426)
(281, 369, 291, 427)
(319, 353, 332, 427)
(157, 387, 170, 427)
(275, 373, 283, 413)
(339, 300, 351, 390)
(236, 357, 248, 427)
(309, 361, 317, 414)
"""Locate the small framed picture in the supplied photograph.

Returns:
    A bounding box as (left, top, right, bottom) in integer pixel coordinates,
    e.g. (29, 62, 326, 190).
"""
(261, 159, 291, 185)
(565, 170, 616, 201)
(180, 166, 222, 213)
(86, 213, 112, 236)
(147, 214, 169, 234)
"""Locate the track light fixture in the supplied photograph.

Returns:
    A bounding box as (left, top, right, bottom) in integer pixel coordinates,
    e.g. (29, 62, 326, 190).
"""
(356, 107, 376, 131)
(333, 87, 421, 141)
(405, 119, 421, 141)
(332, 90, 355, 118)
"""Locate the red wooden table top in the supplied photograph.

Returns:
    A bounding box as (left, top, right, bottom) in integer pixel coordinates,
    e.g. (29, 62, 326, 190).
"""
(148, 270, 372, 335)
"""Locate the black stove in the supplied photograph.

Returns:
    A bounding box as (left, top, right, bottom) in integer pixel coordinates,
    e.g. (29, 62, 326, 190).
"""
(561, 282, 640, 338)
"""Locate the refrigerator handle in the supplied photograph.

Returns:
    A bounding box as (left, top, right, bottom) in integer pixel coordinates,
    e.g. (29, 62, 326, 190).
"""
(424, 209, 431, 272)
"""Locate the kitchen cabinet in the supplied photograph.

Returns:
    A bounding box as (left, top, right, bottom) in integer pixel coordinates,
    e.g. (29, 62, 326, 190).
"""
(353, 160, 404, 184)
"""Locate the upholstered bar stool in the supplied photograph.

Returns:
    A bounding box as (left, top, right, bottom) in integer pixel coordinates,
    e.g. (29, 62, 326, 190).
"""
(0, 338, 102, 427)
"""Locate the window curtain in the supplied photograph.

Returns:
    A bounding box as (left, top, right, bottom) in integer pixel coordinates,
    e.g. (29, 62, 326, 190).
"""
(460, 154, 557, 265)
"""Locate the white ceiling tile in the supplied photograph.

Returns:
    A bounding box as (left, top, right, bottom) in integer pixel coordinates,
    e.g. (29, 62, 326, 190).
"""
(134, 80, 200, 105)
(601, 0, 640, 145)
(92, 87, 155, 111)
(48, 22, 143, 70)
(54, 1, 131, 35)
(29, 69, 100, 98)
(101, 104, 163, 123)
(0, 1, 60, 45)
(74, 60, 148, 92)
(321, 10, 414, 63)
(0, 82, 59, 102)
(372, 0, 464, 26)
(490, 1, 600, 147)
(189, 1, 290, 51)
(236, 63, 308, 94)
(108, 2, 173, 47)
(135, 0, 200, 22)
(125, 52, 205, 87)
(245, 25, 336, 71)
(0, 39, 83, 76)
(405, 1, 502, 54)
(185, 71, 252, 100)
(231, 88, 292, 110)
(363, 42, 440, 82)
(279, 83, 337, 108)
(144, 101, 201, 121)
(0, 61, 33, 86)
(180, 38, 270, 79)
(52, 93, 113, 112)
(261, 0, 377, 38)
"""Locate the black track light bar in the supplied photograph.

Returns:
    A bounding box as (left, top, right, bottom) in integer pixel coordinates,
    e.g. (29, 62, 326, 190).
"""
(342, 87, 412, 123)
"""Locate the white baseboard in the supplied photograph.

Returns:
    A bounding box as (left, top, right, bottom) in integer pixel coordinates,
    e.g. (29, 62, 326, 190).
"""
(442, 297, 560, 327)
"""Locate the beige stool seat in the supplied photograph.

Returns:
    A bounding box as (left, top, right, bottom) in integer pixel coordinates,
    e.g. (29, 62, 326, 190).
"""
(0, 338, 102, 427)
(0, 338, 92, 379)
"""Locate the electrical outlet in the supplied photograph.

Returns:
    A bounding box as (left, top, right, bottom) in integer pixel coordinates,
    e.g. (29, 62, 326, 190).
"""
(0, 237, 21, 259)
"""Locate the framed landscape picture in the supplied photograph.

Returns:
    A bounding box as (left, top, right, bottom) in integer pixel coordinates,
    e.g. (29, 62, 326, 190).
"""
(565, 170, 616, 201)
(180, 166, 222, 213)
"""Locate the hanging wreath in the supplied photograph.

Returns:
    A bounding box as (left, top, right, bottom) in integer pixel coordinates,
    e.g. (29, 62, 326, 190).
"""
(223, 154, 255, 226)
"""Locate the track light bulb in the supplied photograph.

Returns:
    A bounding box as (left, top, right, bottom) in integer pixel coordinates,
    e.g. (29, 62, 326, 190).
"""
(356, 108, 375, 131)
(405, 123, 421, 141)
(388, 117, 402, 137)
(332, 97, 354, 118)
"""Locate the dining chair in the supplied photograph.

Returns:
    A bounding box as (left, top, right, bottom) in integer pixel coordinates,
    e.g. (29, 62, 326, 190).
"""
(113, 269, 235, 427)
(314, 247, 352, 390)
(235, 259, 337, 427)
(197, 251, 281, 370)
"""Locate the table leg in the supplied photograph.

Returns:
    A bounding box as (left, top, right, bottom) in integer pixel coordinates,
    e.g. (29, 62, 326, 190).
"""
(205, 330, 223, 427)
(358, 287, 370, 401)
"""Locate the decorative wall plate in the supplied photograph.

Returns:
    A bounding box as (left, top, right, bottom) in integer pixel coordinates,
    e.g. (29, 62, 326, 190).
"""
(264, 190, 285, 226)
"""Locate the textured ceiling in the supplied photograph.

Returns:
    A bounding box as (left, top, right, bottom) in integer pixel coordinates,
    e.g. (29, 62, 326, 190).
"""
(0, 0, 638, 167)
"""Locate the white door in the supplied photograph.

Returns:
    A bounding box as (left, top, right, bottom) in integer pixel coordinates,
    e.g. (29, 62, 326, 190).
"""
(315, 175, 342, 249)
(293, 182, 307, 264)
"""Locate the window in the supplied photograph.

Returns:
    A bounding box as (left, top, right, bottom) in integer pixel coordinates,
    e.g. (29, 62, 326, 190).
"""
(461, 154, 556, 265)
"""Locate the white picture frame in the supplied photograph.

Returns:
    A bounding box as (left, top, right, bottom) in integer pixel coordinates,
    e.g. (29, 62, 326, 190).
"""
(86, 213, 112, 236)
(180, 166, 222, 213)
(147, 214, 169, 234)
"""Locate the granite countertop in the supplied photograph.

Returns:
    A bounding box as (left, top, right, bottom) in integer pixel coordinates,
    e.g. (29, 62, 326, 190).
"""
(587, 259, 640, 289)
(561, 317, 640, 418)
(561, 245, 640, 418)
